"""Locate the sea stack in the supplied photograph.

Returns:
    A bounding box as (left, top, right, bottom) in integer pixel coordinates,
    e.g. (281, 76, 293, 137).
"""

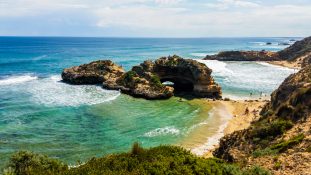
(62, 55, 222, 99)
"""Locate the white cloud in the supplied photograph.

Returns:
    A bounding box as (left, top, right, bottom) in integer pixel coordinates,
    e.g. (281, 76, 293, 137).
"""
(154, 0, 182, 5)
(206, 0, 260, 10)
(0, 0, 310, 37)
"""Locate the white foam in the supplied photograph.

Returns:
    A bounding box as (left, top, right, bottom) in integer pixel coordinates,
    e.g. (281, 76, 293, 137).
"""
(191, 106, 232, 156)
(196, 59, 233, 75)
(249, 41, 266, 46)
(26, 75, 120, 107)
(143, 126, 180, 137)
(0, 75, 38, 86)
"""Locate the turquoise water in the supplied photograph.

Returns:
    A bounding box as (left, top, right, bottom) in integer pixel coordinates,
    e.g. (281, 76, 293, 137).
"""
(0, 37, 297, 166)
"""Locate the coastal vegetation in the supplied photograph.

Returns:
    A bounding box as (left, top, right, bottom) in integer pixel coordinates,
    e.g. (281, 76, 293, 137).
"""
(3, 144, 271, 175)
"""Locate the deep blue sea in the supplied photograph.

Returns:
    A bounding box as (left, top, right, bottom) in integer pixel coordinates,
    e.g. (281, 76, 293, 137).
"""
(0, 37, 297, 166)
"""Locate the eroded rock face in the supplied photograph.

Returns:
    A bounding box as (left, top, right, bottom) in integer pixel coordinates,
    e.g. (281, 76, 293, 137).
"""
(62, 56, 221, 99)
(62, 60, 125, 84)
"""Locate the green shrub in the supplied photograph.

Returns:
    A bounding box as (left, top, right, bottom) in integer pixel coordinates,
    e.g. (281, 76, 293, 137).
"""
(270, 133, 304, 152)
(118, 71, 139, 86)
(242, 165, 271, 175)
(222, 164, 243, 175)
(250, 119, 293, 140)
(4, 151, 67, 175)
(4, 145, 270, 175)
(124, 71, 137, 82)
(306, 146, 311, 152)
(252, 148, 278, 158)
(253, 134, 305, 157)
(150, 75, 163, 88)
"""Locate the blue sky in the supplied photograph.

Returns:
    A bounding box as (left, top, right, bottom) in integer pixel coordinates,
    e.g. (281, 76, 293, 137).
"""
(0, 0, 310, 37)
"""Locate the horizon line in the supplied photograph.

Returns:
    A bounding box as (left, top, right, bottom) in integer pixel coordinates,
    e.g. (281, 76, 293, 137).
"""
(0, 35, 306, 39)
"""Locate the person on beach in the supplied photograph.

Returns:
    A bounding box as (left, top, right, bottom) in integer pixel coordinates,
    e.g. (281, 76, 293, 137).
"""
(245, 107, 250, 115)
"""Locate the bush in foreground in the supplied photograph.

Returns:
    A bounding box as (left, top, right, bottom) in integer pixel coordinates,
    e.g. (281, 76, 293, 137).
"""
(4, 144, 270, 175)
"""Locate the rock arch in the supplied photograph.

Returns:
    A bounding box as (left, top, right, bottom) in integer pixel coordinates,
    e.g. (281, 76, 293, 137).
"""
(62, 55, 222, 99)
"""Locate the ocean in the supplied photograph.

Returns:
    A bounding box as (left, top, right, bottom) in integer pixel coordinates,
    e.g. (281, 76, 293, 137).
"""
(0, 37, 296, 166)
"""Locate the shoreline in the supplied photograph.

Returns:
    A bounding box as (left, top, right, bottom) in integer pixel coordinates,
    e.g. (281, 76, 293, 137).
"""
(186, 97, 269, 157)
(264, 60, 301, 70)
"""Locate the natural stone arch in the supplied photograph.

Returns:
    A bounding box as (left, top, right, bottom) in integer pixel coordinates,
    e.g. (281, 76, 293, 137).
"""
(62, 55, 222, 99)
(160, 76, 194, 92)
(130, 55, 222, 99)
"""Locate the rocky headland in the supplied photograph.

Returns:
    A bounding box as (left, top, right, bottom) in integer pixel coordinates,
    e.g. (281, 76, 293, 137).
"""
(204, 50, 280, 61)
(204, 36, 311, 69)
(213, 65, 311, 175)
(62, 55, 222, 100)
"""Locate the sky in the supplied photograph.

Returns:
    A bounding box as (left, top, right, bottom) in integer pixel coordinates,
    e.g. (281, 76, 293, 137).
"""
(0, 0, 310, 37)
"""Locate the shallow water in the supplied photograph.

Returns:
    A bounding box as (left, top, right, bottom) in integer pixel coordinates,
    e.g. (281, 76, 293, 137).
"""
(0, 37, 297, 166)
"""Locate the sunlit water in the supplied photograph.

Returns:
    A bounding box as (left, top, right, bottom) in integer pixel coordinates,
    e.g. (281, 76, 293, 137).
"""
(0, 37, 297, 166)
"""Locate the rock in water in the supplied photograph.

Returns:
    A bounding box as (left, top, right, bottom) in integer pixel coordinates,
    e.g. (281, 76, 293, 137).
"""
(62, 60, 125, 84)
(204, 50, 280, 61)
(62, 56, 222, 100)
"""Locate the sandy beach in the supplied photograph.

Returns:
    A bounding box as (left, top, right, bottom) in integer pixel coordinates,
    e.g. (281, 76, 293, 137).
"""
(206, 98, 268, 157)
(185, 97, 269, 157)
(266, 60, 301, 69)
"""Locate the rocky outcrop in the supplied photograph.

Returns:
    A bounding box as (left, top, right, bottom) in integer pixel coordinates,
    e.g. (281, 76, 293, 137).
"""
(262, 65, 311, 120)
(62, 60, 125, 84)
(104, 55, 221, 99)
(204, 50, 280, 61)
(62, 56, 221, 100)
(204, 36, 311, 68)
(278, 36, 311, 61)
(214, 65, 311, 175)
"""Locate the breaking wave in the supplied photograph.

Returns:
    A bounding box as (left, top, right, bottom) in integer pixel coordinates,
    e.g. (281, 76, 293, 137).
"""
(26, 75, 120, 107)
(143, 126, 180, 137)
(196, 59, 233, 75)
(0, 75, 38, 86)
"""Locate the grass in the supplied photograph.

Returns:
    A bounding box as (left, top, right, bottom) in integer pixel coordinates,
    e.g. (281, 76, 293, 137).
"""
(252, 148, 279, 158)
(4, 144, 271, 175)
(252, 133, 305, 157)
(270, 133, 304, 152)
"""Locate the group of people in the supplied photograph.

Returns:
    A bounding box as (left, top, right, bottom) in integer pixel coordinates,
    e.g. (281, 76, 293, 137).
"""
(249, 91, 267, 97)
